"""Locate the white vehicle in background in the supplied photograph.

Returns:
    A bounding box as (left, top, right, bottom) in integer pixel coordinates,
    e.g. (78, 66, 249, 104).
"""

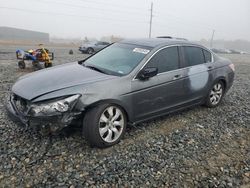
(79, 41, 110, 54)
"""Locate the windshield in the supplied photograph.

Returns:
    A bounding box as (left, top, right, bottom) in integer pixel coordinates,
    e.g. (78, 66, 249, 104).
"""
(83, 43, 152, 76)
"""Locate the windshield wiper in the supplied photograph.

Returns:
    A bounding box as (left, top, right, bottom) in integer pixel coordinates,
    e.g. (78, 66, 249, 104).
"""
(84, 65, 108, 74)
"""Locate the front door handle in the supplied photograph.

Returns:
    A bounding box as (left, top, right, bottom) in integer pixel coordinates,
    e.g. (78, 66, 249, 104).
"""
(173, 74, 182, 80)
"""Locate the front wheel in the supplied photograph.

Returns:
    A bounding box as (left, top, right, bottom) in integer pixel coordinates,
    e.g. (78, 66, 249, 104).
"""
(83, 104, 127, 148)
(205, 81, 225, 108)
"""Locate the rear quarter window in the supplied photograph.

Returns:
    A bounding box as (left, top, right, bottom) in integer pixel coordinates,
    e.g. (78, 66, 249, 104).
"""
(203, 49, 212, 63)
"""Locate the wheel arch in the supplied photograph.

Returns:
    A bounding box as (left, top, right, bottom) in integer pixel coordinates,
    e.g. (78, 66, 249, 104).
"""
(213, 76, 227, 90)
(83, 99, 131, 123)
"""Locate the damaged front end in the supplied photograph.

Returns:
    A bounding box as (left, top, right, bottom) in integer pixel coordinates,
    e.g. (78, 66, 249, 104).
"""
(6, 93, 82, 135)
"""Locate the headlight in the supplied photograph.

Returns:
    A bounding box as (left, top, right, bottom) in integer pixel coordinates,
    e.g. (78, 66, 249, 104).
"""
(29, 94, 81, 116)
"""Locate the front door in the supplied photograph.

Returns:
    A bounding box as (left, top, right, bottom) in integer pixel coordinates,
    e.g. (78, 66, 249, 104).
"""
(131, 46, 186, 121)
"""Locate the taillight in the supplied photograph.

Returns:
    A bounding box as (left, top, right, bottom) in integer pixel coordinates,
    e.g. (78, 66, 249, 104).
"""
(229, 63, 235, 72)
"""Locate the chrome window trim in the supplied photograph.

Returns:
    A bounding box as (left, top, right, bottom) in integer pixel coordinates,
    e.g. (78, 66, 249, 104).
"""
(132, 44, 214, 81)
(181, 45, 214, 63)
(133, 44, 181, 80)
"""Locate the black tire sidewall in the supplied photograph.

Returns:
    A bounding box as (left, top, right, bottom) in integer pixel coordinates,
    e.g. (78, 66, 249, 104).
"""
(82, 103, 127, 148)
(18, 61, 25, 69)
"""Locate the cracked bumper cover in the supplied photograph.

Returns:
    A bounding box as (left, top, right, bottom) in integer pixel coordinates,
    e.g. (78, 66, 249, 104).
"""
(6, 95, 81, 133)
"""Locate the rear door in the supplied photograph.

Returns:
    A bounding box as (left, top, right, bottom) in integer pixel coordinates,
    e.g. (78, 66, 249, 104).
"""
(131, 46, 187, 121)
(180, 46, 213, 103)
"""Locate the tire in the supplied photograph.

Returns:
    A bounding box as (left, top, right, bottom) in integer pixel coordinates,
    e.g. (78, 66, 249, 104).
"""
(205, 81, 225, 108)
(83, 104, 127, 148)
(44, 62, 52, 68)
(87, 48, 94, 54)
(18, 61, 25, 69)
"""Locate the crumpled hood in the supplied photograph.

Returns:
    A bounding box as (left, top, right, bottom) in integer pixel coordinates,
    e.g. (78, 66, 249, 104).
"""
(12, 62, 115, 100)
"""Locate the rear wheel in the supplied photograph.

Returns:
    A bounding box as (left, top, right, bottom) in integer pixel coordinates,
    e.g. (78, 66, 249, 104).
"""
(205, 81, 224, 108)
(83, 104, 127, 148)
(18, 61, 25, 69)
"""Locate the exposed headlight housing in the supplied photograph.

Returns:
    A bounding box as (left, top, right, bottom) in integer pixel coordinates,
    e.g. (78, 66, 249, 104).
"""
(29, 94, 81, 116)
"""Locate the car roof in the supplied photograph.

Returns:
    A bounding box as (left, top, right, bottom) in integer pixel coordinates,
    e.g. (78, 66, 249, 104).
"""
(120, 38, 196, 48)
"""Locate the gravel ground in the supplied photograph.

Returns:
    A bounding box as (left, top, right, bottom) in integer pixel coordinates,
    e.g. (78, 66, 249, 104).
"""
(0, 44, 249, 187)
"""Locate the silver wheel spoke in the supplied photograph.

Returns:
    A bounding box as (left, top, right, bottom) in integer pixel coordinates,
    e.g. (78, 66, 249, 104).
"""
(111, 127, 119, 137)
(211, 96, 216, 103)
(107, 107, 114, 118)
(216, 90, 222, 95)
(111, 110, 121, 122)
(100, 114, 108, 123)
(217, 84, 221, 90)
(214, 95, 219, 101)
(215, 84, 221, 90)
(104, 129, 113, 142)
(214, 85, 218, 90)
(99, 126, 108, 137)
(113, 120, 122, 127)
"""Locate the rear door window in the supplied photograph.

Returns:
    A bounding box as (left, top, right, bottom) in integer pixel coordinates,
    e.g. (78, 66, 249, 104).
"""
(147, 46, 179, 73)
(183, 46, 205, 66)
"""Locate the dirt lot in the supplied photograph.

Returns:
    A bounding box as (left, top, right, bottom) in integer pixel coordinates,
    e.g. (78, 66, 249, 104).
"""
(0, 44, 249, 187)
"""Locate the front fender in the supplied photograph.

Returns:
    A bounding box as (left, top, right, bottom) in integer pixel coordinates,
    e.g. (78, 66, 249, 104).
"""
(83, 99, 132, 123)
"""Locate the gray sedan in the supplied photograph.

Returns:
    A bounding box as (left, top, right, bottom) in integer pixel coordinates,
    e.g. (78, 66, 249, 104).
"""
(7, 38, 235, 148)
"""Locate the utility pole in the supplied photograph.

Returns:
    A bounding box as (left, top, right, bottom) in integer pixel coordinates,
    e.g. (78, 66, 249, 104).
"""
(149, 2, 153, 38)
(210, 30, 215, 48)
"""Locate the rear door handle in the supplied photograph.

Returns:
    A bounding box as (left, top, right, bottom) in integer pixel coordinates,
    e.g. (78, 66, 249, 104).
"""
(208, 66, 213, 70)
(173, 74, 182, 80)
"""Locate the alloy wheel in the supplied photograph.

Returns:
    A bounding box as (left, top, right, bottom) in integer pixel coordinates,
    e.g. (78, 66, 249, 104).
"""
(209, 83, 223, 105)
(98, 106, 125, 143)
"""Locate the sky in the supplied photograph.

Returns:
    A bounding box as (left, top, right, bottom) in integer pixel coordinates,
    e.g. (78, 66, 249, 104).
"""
(0, 0, 249, 41)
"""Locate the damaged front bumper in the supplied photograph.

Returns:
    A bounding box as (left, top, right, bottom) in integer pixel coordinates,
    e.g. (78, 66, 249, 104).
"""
(6, 94, 82, 134)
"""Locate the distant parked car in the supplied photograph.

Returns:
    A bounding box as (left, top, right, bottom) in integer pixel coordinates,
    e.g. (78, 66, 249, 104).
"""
(7, 38, 235, 148)
(240, 51, 248, 54)
(79, 41, 110, 54)
(211, 48, 231, 54)
(229, 49, 241, 54)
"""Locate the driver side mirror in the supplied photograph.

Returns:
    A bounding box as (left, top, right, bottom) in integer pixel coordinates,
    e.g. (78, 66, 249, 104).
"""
(137, 67, 158, 80)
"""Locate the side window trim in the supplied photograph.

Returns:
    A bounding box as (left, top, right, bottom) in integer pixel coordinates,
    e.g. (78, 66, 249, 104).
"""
(177, 46, 181, 70)
(147, 46, 181, 74)
(179, 46, 186, 69)
(158, 46, 181, 74)
(181, 45, 214, 68)
(133, 45, 182, 80)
